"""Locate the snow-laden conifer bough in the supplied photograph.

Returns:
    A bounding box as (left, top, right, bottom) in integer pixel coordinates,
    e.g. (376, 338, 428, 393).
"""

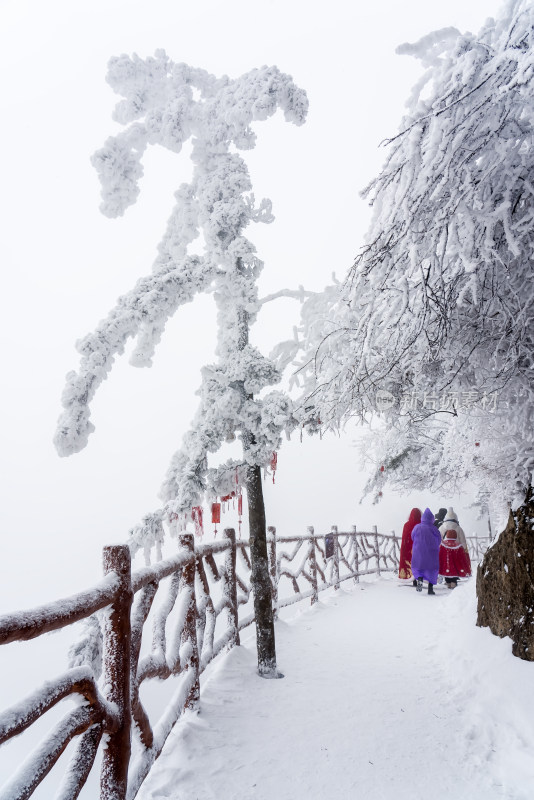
(295, 0, 534, 526)
(54, 52, 309, 677)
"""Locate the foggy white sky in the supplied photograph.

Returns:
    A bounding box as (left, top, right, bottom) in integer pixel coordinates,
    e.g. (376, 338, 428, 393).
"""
(0, 0, 501, 611)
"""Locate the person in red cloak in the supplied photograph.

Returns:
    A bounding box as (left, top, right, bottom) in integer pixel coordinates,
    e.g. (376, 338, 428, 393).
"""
(398, 508, 421, 584)
(439, 528, 472, 588)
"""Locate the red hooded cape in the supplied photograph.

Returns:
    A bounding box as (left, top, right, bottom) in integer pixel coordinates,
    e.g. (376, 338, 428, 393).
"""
(398, 508, 421, 579)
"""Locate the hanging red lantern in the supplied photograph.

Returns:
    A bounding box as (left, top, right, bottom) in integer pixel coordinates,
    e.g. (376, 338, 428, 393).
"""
(475, 442, 480, 447)
(270, 451, 278, 484)
(237, 492, 243, 537)
(211, 502, 221, 535)
(380, 465, 385, 472)
(168, 510, 179, 535)
(235, 464, 243, 535)
(221, 493, 234, 510)
(191, 506, 204, 537)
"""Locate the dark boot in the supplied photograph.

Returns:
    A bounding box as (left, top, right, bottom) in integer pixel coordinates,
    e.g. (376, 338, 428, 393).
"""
(428, 583, 435, 595)
(416, 577, 423, 592)
(412, 579, 417, 587)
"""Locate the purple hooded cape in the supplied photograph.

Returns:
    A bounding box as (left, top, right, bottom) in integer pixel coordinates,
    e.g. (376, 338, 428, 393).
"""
(411, 508, 441, 584)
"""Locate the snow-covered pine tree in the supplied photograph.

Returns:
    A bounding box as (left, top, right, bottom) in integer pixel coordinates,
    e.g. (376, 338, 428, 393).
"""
(54, 52, 308, 677)
(297, 0, 534, 519)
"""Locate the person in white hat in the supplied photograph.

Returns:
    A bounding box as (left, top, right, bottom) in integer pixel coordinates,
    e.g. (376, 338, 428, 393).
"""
(438, 508, 471, 587)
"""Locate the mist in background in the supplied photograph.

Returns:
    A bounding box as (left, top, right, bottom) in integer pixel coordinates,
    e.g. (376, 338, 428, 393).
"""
(0, 0, 500, 614)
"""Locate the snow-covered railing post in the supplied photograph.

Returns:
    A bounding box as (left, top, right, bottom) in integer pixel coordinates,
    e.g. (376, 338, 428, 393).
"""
(179, 534, 200, 711)
(351, 526, 360, 583)
(466, 535, 490, 563)
(307, 526, 319, 604)
(223, 529, 240, 649)
(101, 545, 132, 800)
(331, 526, 340, 590)
(267, 526, 279, 619)
(390, 530, 399, 568)
(372, 526, 381, 577)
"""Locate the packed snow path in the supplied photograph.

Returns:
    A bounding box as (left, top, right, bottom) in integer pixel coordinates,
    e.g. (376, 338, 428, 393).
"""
(138, 576, 534, 800)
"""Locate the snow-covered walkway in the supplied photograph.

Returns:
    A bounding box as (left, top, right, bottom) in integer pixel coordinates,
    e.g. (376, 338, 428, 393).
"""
(137, 576, 534, 800)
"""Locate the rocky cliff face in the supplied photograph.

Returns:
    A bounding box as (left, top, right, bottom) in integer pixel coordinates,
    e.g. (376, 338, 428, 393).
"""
(477, 490, 534, 661)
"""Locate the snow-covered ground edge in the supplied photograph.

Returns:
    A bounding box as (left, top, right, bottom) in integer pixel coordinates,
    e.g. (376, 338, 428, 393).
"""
(434, 578, 534, 795)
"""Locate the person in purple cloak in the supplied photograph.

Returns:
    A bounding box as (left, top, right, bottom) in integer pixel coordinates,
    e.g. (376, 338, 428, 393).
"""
(411, 508, 441, 595)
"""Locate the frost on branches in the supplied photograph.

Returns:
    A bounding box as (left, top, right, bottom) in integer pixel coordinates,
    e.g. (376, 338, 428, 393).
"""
(54, 51, 307, 509)
(299, 1, 534, 514)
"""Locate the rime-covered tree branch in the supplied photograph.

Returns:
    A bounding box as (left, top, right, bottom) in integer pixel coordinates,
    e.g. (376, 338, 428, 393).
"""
(298, 0, 534, 515)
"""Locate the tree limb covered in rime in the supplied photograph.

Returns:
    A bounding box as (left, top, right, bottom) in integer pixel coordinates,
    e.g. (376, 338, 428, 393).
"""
(298, 0, 534, 508)
(55, 54, 307, 460)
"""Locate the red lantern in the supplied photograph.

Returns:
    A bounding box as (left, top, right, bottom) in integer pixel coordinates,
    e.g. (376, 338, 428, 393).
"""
(380, 465, 385, 472)
(211, 502, 221, 535)
(192, 506, 204, 538)
(270, 451, 278, 484)
(221, 493, 234, 511)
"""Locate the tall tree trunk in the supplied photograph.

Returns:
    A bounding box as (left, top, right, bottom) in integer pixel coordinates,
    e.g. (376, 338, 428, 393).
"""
(246, 463, 278, 677)
(236, 258, 279, 677)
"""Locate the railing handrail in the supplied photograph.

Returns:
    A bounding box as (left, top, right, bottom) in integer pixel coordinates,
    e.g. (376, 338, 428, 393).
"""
(0, 529, 490, 641)
(0, 572, 121, 645)
(275, 530, 398, 544)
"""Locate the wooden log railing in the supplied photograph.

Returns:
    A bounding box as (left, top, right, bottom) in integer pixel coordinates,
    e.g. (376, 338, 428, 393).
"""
(274, 526, 400, 611)
(466, 535, 491, 563)
(0, 524, 488, 799)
